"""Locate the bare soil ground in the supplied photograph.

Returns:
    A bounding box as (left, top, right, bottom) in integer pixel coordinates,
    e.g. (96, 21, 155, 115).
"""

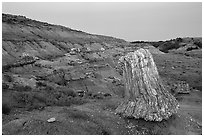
(2, 50, 202, 135)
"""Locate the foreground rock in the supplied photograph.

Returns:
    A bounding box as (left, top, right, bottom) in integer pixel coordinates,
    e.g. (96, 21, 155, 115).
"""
(116, 48, 179, 121)
(172, 81, 191, 94)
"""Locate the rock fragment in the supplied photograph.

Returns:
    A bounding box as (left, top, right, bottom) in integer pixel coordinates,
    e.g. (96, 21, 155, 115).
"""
(47, 117, 56, 123)
(172, 81, 191, 94)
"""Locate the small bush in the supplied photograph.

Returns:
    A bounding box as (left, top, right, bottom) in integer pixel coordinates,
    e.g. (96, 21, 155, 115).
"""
(66, 89, 77, 97)
(56, 88, 77, 98)
(33, 93, 47, 103)
(68, 110, 90, 120)
(2, 83, 9, 90)
(45, 98, 57, 106)
(36, 81, 47, 87)
(56, 97, 87, 107)
(3, 74, 13, 82)
(102, 101, 118, 110)
(2, 103, 11, 115)
(186, 46, 198, 51)
(176, 37, 182, 42)
(44, 85, 53, 91)
(194, 41, 202, 48)
(13, 92, 34, 106)
(13, 84, 32, 92)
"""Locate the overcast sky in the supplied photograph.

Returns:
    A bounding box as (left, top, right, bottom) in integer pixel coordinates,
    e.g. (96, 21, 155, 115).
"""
(2, 2, 202, 41)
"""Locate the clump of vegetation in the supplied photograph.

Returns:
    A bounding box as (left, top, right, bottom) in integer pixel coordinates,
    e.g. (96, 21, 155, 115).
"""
(13, 92, 35, 107)
(194, 41, 202, 48)
(36, 81, 47, 87)
(158, 41, 181, 53)
(2, 83, 9, 90)
(186, 46, 199, 51)
(63, 88, 77, 97)
(11, 85, 88, 111)
(3, 74, 13, 82)
(2, 103, 11, 115)
(175, 37, 182, 42)
(13, 84, 32, 92)
(68, 109, 90, 120)
(56, 97, 87, 107)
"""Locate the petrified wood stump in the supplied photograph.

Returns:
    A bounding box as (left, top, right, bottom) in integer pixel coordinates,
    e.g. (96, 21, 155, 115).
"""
(116, 48, 179, 121)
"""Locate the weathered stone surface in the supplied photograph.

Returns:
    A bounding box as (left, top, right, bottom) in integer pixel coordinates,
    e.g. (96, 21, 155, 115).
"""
(172, 81, 190, 94)
(116, 48, 179, 121)
(2, 118, 28, 135)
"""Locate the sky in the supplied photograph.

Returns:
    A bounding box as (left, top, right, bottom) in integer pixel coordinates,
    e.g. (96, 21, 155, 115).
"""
(2, 2, 202, 41)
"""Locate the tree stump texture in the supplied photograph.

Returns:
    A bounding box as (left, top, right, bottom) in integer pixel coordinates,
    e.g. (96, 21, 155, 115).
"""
(116, 48, 179, 121)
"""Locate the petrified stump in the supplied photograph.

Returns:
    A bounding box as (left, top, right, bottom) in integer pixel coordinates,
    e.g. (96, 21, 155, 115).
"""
(116, 48, 179, 121)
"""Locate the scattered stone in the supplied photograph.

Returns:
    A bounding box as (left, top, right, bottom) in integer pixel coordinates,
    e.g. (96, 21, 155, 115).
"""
(176, 61, 182, 63)
(47, 117, 56, 123)
(77, 90, 86, 97)
(172, 81, 191, 94)
(103, 93, 111, 97)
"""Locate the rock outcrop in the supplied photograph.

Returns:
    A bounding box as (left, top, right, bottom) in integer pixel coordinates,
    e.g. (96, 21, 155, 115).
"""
(116, 48, 179, 121)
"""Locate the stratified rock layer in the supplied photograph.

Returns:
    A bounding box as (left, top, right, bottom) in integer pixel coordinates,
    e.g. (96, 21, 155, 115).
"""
(116, 48, 179, 121)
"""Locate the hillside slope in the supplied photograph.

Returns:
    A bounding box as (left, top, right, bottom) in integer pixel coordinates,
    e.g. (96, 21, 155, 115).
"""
(2, 13, 127, 65)
(131, 37, 202, 53)
(2, 13, 130, 121)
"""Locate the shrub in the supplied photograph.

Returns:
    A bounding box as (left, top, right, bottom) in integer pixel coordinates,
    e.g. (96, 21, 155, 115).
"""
(2, 103, 11, 115)
(3, 74, 13, 82)
(13, 91, 49, 110)
(13, 84, 32, 92)
(2, 83, 9, 90)
(193, 41, 202, 48)
(13, 92, 34, 107)
(68, 109, 90, 120)
(176, 37, 182, 42)
(65, 89, 77, 97)
(56, 97, 87, 107)
(101, 100, 118, 110)
(186, 46, 198, 51)
(44, 85, 53, 91)
(36, 81, 47, 87)
(45, 98, 56, 106)
(56, 88, 77, 98)
(33, 92, 47, 103)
